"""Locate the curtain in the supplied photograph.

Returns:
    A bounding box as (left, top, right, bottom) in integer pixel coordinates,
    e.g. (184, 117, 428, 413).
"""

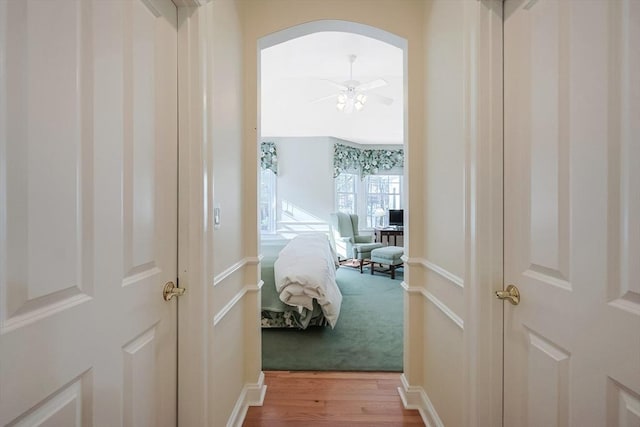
(260, 141, 278, 175)
(333, 143, 404, 179)
(333, 143, 361, 178)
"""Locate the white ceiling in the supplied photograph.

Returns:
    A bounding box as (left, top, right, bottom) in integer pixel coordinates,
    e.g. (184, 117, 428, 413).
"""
(260, 31, 404, 145)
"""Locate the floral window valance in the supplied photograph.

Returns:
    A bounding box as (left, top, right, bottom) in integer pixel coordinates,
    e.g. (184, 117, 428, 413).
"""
(333, 143, 404, 179)
(260, 142, 278, 175)
(333, 144, 361, 177)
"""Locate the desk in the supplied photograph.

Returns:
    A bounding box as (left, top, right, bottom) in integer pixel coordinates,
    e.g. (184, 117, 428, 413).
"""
(374, 228, 404, 247)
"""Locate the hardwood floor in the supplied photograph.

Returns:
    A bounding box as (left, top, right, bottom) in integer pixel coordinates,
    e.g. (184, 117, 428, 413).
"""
(243, 371, 424, 426)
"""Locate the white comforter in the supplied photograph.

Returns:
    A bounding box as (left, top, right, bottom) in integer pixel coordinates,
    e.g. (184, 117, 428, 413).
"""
(274, 233, 342, 328)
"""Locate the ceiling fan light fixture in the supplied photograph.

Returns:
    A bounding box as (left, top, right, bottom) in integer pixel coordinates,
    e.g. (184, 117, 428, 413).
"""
(311, 54, 393, 112)
(336, 91, 349, 112)
(353, 93, 367, 111)
(336, 90, 367, 113)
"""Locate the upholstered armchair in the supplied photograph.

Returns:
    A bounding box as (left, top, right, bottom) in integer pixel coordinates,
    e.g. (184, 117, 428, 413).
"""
(329, 212, 383, 273)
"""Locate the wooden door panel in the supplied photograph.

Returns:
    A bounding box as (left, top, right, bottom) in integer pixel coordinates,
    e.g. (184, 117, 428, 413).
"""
(505, 0, 571, 291)
(609, 383, 640, 426)
(605, 2, 640, 425)
(504, 3, 574, 422)
(0, 0, 177, 425)
(1, 2, 95, 423)
(524, 330, 570, 427)
(608, 0, 640, 317)
(527, 0, 570, 288)
(504, 0, 640, 425)
(123, 326, 159, 427)
(1, 0, 93, 334)
(123, 0, 159, 283)
(11, 378, 88, 427)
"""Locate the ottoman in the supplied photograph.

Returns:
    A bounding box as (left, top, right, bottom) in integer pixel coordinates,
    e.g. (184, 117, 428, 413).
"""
(370, 246, 404, 279)
(353, 242, 384, 273)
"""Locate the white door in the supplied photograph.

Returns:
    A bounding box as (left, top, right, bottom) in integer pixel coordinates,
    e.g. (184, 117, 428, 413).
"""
(504, 0, 640, 425)
(0, 0, 178, 425)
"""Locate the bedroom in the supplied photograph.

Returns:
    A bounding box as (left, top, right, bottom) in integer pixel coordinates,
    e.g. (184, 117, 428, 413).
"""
(258, 29, 406, 372)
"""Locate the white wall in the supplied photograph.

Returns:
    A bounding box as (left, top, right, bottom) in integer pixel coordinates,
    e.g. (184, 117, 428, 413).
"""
(420, 1, 466, 426)
(417, 1, 503, 426)
(178, 2, 264, 426)
(211, 1, 244, 275)
(267, 137, 335, 228)
(208, 2, 248, 426)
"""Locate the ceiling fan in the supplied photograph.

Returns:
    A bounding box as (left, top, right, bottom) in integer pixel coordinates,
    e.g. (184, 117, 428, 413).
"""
(311, 54, 394, 113)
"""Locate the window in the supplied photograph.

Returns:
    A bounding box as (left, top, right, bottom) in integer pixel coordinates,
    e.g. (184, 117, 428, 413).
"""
(260, 169, 277, 233)
(364, 175, 403, 228)
(334, 173, 403, 229)
(335, 173, 358, 214)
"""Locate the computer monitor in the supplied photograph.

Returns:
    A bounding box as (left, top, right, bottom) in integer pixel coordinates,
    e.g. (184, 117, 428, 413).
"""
(388, 209, 404, 227)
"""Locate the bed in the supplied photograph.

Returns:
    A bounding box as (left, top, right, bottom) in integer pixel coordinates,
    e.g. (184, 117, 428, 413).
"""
(261, 233, 342, 329)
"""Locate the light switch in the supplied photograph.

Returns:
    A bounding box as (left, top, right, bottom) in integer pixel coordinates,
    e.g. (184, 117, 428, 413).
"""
(214, 205, 221, 229)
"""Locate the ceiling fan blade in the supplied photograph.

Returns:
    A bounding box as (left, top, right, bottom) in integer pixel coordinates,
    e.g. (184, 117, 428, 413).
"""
(368, 92, 394, 106)
(310, 93, 338, 104)
(322, 79, 348, 91)
(357, 78, 388, 92)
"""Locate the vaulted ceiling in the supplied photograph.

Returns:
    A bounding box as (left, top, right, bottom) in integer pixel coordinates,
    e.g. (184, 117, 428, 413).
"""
(260, 31, 404, 145)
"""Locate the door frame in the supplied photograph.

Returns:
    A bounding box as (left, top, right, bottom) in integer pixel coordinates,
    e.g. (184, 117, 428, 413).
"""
(460, 0, 504, 426)
(176, 2, 214, 426)
(255, 16, 409, 372)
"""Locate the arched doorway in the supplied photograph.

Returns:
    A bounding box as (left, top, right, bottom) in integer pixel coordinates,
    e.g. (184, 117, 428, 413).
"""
(256, 19, 409, 372)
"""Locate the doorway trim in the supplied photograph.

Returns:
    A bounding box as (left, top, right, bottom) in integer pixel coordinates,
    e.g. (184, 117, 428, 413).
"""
(460, 1, 504, 426)
(176, 4, 215, 426)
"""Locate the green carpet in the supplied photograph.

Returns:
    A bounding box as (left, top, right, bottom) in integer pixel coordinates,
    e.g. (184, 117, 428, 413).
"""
(261, 244, 404, 371)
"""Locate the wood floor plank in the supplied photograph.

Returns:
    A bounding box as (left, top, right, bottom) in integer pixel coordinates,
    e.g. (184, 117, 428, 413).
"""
(267, 371, 400, 380)
(263, 392, 402, 403)
(244, 371, 424, 426)
(266, 378, 380, 391)
(244, 421, 425, 427)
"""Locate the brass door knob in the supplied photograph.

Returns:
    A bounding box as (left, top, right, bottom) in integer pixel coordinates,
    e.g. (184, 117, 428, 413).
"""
(495, 284, 520, 305)
(163, 281, 186, 301)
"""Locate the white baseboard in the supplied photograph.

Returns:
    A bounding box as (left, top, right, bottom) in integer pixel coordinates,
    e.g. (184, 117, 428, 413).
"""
(227, 371, 267, 427)
(398, 374, 444, 427)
